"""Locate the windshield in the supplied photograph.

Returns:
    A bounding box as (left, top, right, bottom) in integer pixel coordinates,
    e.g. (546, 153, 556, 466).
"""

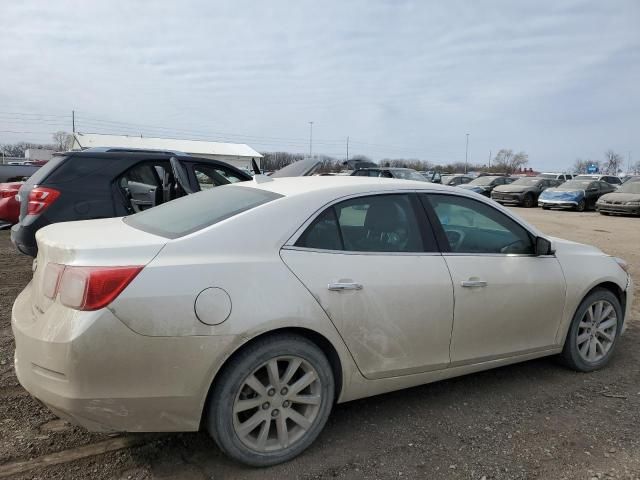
(538, 173, 558, 179)
(392, 169, 428, 181)
(619, 181, 640, 194)
(574, 175, 598, 181)
(511, 178, 542, 186)
(559, 180, 591, 190)
(124, 185, 282, 238)
(469, 176, 498, 186)
(441, 175, 456, 184)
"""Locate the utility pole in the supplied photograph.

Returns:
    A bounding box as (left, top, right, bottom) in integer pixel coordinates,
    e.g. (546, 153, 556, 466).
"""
(628, 151, 632, 174)
(346, 136, 349, 161)
(72, 110, 75, 133)
(488, 150, 492, 169)
(309, 121, 314, 158)
(465, 133, 470, 173)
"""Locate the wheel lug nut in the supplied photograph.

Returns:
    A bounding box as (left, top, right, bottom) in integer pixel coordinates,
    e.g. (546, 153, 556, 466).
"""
(267, 388, 276, 397)
(262, 402, 270, 410)
(271, 409, 280, 417)
(280, 387, 288, 395)
(282, 400, 290, 408)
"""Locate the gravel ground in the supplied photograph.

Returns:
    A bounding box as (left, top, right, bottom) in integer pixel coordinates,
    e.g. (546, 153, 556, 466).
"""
(0, 208, 638, 479)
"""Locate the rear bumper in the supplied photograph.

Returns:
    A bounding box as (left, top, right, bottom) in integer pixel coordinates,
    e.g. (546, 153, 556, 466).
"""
(596, 204, 640, 215)
(11, 223, 38, 256)
(12, 284, 241, 432)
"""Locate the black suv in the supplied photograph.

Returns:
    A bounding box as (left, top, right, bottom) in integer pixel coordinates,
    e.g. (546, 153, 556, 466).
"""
(11, 148, 252, 256)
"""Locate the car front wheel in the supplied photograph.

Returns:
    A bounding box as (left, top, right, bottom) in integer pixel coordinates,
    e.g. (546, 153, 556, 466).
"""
(561, 288, 622, 372)
(576, 199, 586, 212)
(207, 334, 335, 466)
(522, 193, 535, 208)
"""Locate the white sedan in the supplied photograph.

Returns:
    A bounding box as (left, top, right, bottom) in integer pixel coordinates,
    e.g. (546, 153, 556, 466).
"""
(12, 176, 633, 466)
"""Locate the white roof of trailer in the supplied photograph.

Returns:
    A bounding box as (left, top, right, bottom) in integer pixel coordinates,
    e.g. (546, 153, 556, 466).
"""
(72, 133, 262, 158)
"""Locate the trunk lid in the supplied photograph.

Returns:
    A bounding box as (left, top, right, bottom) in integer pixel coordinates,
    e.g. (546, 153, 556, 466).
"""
(31, 217, 167, 313)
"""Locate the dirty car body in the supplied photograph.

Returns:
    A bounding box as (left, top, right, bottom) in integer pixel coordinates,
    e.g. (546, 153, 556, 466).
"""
(596, 179, 640, 215)
(12, 177, 633, 466)
(491, 177, 560, 207)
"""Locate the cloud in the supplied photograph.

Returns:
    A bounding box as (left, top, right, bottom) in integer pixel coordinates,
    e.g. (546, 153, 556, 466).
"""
(0, 0, 638, 168)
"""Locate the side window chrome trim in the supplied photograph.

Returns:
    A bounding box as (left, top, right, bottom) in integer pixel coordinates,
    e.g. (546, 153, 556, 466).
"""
(281, 245, 443, 256)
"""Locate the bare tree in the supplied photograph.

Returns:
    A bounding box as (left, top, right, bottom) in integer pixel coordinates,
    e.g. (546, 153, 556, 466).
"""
(603, 150, 623, 175)
(492, 149, 529, 174)
(52, 131, 73, 152)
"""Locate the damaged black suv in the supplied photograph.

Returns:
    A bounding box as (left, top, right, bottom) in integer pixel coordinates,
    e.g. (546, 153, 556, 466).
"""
(11, 148, 253, 256)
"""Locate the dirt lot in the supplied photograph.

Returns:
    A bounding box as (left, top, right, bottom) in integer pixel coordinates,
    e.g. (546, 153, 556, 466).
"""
(0, 208, 638, 480)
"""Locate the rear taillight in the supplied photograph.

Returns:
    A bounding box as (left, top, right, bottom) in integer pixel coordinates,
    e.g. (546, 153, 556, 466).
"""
(43, 263, 142, 311)
(0, 184, 21, 199)
(27, 187, 60, 215)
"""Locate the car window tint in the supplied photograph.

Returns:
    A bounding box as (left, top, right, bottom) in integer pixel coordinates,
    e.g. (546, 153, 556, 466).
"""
(295, 208, 342, 250)
(193, 164, 245, 190)
(124, 185, 282, 239)
(426, 194, 534, 254)
(296, 194, 426, 253)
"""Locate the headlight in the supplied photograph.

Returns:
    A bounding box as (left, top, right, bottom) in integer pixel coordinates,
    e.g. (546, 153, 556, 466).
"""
(625, 201, 640, 206)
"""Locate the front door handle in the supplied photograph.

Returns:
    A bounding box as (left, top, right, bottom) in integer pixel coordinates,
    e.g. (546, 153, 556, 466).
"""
(328, 282, 363, 291)
(461, 280, 488, 288)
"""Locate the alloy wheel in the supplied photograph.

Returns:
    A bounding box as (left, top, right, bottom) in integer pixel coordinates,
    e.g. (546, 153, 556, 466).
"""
(232, 356, 322, 453)
(576, 300, 617, 363)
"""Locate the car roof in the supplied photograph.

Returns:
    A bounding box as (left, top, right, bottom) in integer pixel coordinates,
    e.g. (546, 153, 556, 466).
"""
(238, 175, 446, 198)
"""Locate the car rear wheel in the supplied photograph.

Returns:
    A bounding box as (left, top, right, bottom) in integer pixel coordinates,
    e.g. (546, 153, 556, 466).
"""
(576, 199, 586, 212)
(522, 193, 535, 208)
(207, 334, 335, 466)
(561, 288, 622, 372)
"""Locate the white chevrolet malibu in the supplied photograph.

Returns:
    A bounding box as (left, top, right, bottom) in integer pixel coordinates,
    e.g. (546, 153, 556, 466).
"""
(12, 176, 633, 466)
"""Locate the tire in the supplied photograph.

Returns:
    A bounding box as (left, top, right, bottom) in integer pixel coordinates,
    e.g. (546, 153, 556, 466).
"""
(575, 199, 586, 212)
(207, 334, 335, 466)
(522, 193, 535, 208)
(542, 206, 551, 210)
(600, 211, 610, 216)
(561, 288, 623, 372)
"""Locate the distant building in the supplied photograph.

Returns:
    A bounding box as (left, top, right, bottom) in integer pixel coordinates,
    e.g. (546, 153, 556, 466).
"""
(70, 133, 263, 170)
(25, 149, 55, 162)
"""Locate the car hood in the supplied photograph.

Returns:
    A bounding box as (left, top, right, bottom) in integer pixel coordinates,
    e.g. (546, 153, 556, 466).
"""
(549, 236, 604, 256)
(597, 192, 640, 203)
(493, 184, 532, 193)
(459, 184, 488, 191)
(271, 158, 322, 178)
(539, 188, 583, 199)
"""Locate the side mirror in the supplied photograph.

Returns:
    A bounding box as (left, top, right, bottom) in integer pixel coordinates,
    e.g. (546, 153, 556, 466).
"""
(535, 237, 554, 256)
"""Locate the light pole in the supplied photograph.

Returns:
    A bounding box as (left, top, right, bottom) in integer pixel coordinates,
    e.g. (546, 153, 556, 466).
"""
(309, 121, 314, 158)
(465, 133, 470, 173)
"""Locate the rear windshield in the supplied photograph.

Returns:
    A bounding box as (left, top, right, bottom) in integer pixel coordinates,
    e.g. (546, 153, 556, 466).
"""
(23, 156, 67, 186)
(124, 185, 282, 238)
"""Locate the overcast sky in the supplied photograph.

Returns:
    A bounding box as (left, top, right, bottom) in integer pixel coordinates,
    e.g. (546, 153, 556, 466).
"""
(1, 0, 638, 170)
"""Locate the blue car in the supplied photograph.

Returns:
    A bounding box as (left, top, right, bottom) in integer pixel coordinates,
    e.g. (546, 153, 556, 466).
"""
(538, 179, 615, 211)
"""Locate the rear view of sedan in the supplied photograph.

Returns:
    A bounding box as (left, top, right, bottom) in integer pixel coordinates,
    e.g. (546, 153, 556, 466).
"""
(12, 176, 633, 466)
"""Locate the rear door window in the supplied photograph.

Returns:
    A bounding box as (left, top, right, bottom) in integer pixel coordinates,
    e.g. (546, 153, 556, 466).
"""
(118, 161, 171, 212)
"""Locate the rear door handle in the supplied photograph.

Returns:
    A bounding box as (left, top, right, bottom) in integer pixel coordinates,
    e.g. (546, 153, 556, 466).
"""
(328, 282, 363, 291)
(461, 280, 488, 288)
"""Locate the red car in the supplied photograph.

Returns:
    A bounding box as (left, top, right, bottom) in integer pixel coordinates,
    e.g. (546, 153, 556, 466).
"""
(0, 182, 22, 227)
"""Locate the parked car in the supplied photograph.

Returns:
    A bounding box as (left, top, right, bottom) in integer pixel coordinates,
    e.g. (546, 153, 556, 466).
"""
(538, 172, 573, 182)
(10, 148, 253, 256)
(491, 177, 561, 207)
(12, 176, 632, 466)
(0, 163, 41, 182)
(596, 179, 640, 216)
(0, 182, 23, 228)
(621, 175, 640, 184)
(458, 175, 515, 196)
(419, 171, 442, 183)
(351, 167, 429, 181)
(441, 174, 473, 186)
(573, 174, 622, 187)
(538, 179, 616, 211)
